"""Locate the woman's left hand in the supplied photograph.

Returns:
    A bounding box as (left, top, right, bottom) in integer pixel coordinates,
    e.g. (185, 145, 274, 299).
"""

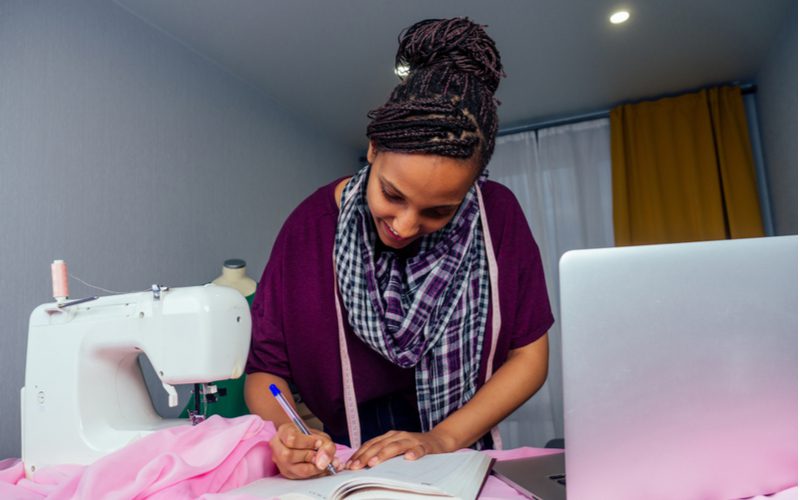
(345, 429, 457, 470)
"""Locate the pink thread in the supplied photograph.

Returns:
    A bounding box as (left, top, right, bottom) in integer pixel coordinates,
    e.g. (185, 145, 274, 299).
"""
(51, 260, 69, 301)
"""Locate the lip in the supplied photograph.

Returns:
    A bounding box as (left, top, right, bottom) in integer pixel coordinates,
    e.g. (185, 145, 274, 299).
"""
(382, 220, 409, 244)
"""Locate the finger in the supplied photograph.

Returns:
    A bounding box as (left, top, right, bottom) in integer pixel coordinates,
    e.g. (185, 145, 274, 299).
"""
(309, 429, 337, 455)
(271, 436, 333, 479)
(303, 429, 338, 470)
(311, 449, 334, 471)
(403, 442, 427, 460)
(309, 428, 333, 441)
(346, 432, 398, 470)
(278, 424, 323, 450)
(281, 461, 328, 480)
(368, 438, 418, 467)
(350, 434, 410, 470)
(272, 436, 318, 466)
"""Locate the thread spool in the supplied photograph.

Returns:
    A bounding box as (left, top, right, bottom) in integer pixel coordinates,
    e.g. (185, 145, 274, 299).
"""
(51, 260, 69, 303)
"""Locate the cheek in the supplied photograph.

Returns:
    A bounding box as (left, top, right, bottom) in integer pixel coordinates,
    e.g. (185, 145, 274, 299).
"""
(421, 218, 453, 235)
(365, 189, 391, 221)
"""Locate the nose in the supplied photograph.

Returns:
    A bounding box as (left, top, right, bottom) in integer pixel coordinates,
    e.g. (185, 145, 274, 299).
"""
(392, 209, 420, 238)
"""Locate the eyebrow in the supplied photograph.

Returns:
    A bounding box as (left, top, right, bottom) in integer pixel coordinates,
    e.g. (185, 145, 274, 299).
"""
(380, 177, 461, 211)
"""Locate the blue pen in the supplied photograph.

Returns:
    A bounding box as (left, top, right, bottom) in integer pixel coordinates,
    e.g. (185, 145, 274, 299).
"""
(269, 384, 337, 475)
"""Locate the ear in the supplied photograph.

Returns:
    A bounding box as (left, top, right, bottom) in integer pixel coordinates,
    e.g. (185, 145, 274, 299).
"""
(367, 141, 378, 164)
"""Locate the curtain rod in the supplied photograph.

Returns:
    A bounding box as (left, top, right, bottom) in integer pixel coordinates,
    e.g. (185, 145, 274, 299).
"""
(499, 82, 757, 137)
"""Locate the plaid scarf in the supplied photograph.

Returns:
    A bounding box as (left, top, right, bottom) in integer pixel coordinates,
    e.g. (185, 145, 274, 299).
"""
(334, 164, 489, 435)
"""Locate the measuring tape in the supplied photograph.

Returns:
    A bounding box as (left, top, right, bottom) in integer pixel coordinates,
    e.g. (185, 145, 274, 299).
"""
(333, 269, 362, 449)
(476, 184, 503, 450)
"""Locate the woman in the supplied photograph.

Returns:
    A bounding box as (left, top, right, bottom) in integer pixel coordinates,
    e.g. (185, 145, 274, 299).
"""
(244, 17, 553, 479)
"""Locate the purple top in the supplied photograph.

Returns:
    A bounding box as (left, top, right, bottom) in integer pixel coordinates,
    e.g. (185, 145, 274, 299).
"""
(246, 177, 554, 438)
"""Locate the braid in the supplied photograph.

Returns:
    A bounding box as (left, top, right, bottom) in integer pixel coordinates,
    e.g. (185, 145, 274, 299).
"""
(366, 18, 505, 171)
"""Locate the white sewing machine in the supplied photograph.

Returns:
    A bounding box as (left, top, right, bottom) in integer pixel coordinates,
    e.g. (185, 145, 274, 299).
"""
(20, 284, 251, 477)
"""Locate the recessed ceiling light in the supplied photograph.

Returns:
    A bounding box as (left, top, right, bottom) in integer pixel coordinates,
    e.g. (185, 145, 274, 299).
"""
(394, 63, 410, 78)
(609, 10, 630, 24)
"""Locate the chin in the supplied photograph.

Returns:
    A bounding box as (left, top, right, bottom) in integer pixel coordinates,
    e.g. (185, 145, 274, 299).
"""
(378, 233, 414, 250)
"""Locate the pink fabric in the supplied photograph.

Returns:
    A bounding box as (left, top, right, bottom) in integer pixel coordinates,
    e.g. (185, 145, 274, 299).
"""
(1, 415, 276, 499)
(2, 426, 796, 499)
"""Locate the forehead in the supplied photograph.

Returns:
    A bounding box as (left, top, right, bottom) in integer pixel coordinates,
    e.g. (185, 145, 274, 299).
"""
(372, 151, 477, 206)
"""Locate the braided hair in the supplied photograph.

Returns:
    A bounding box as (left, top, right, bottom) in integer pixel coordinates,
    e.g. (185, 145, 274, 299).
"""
(366, 17, 505, 171)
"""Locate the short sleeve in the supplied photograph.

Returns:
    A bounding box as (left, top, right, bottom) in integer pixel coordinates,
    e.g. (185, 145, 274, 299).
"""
(245, 229, 292, 380)
(509, 227, 553, 349)
(490, 184, 554, 350)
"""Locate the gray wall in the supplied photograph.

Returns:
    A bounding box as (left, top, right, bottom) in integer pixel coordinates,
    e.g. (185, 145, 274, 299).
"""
(756, 3, 798, 236)
(0, 0, 355, 459)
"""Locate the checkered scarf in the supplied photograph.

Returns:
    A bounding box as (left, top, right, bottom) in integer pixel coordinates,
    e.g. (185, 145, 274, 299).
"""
(334, 164, 489, 435)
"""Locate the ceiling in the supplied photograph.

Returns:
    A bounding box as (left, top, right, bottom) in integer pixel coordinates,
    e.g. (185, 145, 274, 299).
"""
(114, 0, 794, 151)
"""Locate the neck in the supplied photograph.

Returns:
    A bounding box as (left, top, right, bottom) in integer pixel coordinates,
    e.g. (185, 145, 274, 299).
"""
(221, 267, 246, 280)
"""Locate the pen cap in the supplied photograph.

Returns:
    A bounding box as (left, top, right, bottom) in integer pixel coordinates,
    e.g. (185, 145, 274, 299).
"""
(269, 384, 280, 396)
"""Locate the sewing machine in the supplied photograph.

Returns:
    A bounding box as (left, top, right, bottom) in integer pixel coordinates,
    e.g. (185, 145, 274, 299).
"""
(20, 284, 251, 477)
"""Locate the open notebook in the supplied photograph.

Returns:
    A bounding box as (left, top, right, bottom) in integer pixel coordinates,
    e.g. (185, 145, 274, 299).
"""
(228, 450, 493, 500)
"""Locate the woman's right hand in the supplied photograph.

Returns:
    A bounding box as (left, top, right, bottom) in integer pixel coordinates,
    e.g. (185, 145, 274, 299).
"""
(269, 422, 340, 479)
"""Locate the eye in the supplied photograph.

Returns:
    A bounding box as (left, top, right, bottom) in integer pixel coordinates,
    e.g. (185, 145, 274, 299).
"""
(381, 186, 403, 203)
(424, 207, 456, 219)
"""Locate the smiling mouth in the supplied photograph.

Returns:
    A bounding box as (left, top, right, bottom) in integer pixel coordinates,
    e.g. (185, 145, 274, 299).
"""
(383, 221, 406, 242)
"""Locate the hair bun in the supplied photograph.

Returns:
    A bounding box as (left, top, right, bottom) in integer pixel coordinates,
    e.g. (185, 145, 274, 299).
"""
(396, 17, 505, 94)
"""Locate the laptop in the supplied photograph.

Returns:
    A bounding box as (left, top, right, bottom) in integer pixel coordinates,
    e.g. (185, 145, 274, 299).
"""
(491, 452, 566, 500)
(553, 235, 798, 499)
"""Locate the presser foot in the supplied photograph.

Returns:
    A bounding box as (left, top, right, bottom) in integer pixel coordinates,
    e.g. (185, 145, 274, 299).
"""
(188, 410, 206, 425)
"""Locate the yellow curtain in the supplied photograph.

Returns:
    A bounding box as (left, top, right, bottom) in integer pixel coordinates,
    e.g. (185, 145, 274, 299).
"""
(610, 86, 764, 246)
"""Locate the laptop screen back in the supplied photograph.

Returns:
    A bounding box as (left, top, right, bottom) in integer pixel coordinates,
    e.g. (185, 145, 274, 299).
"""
(559, 236, 797, 500)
